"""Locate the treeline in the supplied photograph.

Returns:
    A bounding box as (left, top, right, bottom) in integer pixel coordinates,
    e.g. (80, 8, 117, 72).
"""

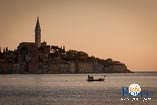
(0, 47, 18, 63)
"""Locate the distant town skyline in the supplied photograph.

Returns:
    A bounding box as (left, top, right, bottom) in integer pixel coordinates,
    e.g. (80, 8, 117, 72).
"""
(0, 0, 157, 71)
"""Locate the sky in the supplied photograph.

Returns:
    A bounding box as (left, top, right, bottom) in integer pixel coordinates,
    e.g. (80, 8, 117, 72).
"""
(0, 0, 157, 71)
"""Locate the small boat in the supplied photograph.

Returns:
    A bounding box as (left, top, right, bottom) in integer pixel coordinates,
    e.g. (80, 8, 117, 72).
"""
(87, 75, 104, 82)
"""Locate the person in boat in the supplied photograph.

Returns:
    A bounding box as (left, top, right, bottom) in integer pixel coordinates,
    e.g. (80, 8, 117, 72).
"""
(88, 75, 94, 80)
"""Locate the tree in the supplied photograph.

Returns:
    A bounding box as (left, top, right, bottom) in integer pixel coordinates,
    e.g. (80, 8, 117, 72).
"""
(0, 46, 2, 55)
(6, 47, 8, 52)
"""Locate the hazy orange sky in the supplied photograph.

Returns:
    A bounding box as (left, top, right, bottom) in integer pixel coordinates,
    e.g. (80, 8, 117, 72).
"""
(0, 0, 157, 71)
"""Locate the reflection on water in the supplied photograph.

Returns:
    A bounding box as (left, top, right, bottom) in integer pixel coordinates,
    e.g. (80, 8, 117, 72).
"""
(0, 73, 157, 105)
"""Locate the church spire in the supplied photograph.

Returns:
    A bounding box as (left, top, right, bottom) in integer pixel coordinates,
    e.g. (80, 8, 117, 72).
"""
(35, 17, 41, 32)
(35, 17, 41, 48)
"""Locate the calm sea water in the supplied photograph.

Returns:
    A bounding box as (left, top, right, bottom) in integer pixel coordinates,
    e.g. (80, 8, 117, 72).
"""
(0, 73, 157, 105)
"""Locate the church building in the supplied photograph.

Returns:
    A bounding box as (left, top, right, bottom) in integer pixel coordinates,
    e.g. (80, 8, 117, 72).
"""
(17, 17, 50, 73)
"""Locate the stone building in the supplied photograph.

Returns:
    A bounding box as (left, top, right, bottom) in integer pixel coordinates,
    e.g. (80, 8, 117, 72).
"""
(17, 17, 50, 73)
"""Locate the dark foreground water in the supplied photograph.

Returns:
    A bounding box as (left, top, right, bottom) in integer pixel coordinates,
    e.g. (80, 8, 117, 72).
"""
(0, 73, 157, 105)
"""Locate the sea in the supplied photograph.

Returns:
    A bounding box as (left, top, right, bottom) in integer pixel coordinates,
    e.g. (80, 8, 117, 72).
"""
(0, 73, 157, 105)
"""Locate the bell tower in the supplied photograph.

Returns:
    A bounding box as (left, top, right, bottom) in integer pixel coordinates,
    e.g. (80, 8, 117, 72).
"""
(35, 17, 41, 48)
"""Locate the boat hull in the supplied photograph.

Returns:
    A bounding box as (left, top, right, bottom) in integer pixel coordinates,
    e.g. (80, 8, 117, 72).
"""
(87, 78, 104, 82)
